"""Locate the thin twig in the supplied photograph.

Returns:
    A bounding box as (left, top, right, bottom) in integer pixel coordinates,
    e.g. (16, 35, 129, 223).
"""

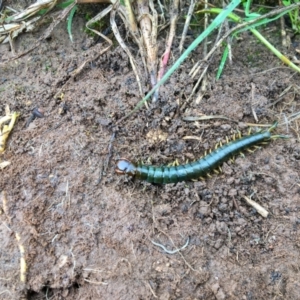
(151, 237, 190, 254)
(110, 6, 144, 97)
(146, 281, 158, 298)
(179, 0, 196, 53)
(84, 279, 108, 285)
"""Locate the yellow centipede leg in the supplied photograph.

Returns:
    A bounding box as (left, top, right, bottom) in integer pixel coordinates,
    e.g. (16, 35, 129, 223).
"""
(168, 159, 179, 167)
(237, 130, 242, 139)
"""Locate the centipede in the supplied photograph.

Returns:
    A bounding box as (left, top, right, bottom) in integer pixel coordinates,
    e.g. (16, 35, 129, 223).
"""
(116, 122, 286, 184)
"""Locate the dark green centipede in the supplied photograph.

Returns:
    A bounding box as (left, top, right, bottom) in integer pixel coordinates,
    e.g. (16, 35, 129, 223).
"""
(116, 122, 286, 184)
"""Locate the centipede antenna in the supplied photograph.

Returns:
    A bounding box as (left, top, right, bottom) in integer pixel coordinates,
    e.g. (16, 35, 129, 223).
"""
(268, 121, 278, 132)
(271, 134, 289, 140)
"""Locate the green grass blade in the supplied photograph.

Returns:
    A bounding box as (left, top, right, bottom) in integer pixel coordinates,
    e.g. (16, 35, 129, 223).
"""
(216, 44, 229, 79)
(67, 5, 78, 43)
(57, 0, 75, 9)
(249, 28, 300, 73)
(203, 8, 300, 74)
(119, 0, 241, 122)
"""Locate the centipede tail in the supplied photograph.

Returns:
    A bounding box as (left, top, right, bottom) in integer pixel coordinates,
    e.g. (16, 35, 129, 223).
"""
(116, 122, 287, 184)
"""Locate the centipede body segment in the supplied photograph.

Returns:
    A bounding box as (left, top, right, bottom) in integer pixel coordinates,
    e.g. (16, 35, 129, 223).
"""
(116, 122, 286, 184)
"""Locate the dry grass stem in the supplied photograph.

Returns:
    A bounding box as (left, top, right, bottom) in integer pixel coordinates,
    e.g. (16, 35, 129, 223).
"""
(0, 109, 19, 154)
(1, 191, 27, 283)
(179, 0, 196, 53)
(146, 281, 158, 298)
(153, 0, 179, 102)
(110, 8, 144, 97)
(243, 196, 269, 218)
(15, 233, 27, 283)
(137, 0, 158, 95)
(0, 0, 58, 48)
(84, 279, 108, 285)
(0, 2, 76, 64)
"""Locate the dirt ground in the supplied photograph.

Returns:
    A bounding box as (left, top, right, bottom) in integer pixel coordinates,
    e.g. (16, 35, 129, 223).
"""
(1, 3, 300, 300)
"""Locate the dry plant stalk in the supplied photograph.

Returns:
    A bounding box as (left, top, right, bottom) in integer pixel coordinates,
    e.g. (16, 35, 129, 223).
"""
(243, 196, 269, 218)
(0, 1, 76, 64)
(1, 191, 27, 283)
(179, 0, 196, 53)
(137, 0, 158, 89)
(153, 0, 179, 102)
(0, 108, 19, 154)
(15, 233, 27, 283)
(0, 0, 57, 44)
(110, 7, 144, 97)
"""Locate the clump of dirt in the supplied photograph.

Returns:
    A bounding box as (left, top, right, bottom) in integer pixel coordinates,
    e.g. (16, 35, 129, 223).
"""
(0, 4, 300, 300)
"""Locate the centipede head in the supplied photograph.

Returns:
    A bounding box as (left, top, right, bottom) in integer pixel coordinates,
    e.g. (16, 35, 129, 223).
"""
(115, 158, 137, 176)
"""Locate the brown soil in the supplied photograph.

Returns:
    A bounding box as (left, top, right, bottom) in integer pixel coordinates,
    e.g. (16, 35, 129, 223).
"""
(1, 4, 300, 300)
